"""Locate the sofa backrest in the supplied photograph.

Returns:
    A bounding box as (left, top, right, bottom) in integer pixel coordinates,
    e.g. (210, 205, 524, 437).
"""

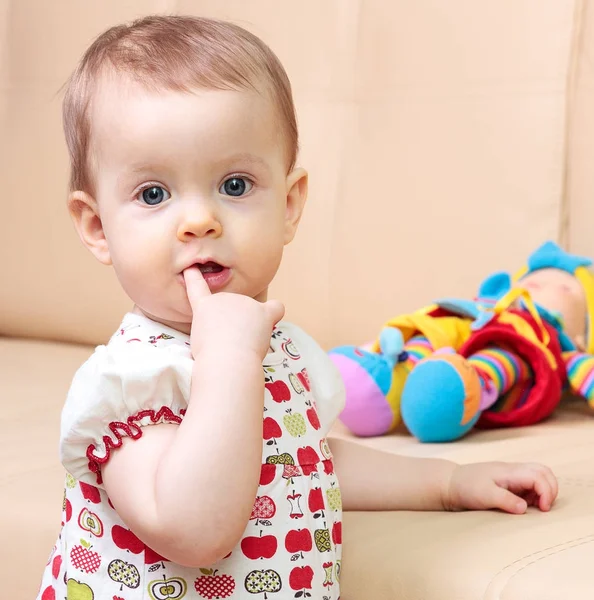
(1, 0, 592, 349)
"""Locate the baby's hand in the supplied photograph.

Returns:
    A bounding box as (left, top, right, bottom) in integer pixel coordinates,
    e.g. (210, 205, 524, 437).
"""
(445, 462, 558, 514)
(183, 268, 285, 360)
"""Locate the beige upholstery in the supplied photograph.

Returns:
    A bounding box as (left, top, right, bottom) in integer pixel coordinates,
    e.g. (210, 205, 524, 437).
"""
(3, 1, 594, 598)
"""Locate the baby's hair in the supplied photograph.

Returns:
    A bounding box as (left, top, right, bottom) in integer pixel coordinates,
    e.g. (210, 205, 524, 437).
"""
(62, 14, 298, 193)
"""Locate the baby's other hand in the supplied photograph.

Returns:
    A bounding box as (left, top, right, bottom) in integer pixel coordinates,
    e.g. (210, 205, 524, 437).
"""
(445, 462, 558, 514)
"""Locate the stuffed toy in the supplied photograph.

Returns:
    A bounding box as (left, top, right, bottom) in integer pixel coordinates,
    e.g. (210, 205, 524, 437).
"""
(330, 241, 594, 442)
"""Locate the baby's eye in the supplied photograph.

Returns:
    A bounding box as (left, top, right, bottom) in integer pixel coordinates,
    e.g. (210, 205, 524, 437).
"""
(140, 186, 170, 206)
(220, 177, 253, 197)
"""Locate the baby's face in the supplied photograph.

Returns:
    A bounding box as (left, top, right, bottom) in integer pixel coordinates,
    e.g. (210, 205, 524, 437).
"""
(86, 77, 306, 330)
(519, 268, 587, 348)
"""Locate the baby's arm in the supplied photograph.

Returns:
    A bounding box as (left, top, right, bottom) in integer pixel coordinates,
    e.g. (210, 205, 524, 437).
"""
(102, 270, 284, 568)
(329, 437, 558, 514)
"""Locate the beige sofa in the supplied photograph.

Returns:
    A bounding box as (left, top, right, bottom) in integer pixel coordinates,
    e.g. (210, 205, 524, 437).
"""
(4, 1, 594, 598)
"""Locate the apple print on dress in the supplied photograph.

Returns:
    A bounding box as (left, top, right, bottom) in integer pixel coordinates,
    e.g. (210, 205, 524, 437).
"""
(149, 333, 174, 344)
(259, 463, 276, 486)
(281, 338, 300, 360)
(263, 417, 282, 447)
(79, 482, 101, 504)
(335, 560, 341, 583)
(265, 379, 291, 403)
(305, 400, 321, 431)
(322, 561, 334, 589)
(281, 463, 302, 486)
(332, 521, 342, 546)
(63, 494, 73, 523)
(147, 575, 187, 600)
(70, 539, 101, 574)
(66, 579, 94, 600)
(51, 554, 62, 579)
(78, 508, 104, 537)
(297, 369, 311, 392)
(194, 569, 235, 599)
(308, 487, 325, 519)
(241, 531, 278, 560)
(286, 492, 304, 519)
(41, 585, 57, 600)
(250, 495, 276, 526)
(314, 529, 332, 553)
(146, 546, 170, 573)
(297, 446, 319, 476)
(289, 373, 304, 395)
(244, 569, 282, 598)
(326, 483, 342, 511)
(111, 525, 144, 554)
(289, 565, 314, 598)
(285, 528, 313, 561)
(283, 409, 306, 437)
(108, 558, 141, 591)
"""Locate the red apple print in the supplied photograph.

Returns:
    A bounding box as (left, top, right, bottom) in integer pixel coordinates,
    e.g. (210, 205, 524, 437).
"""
(79, 482, 101, 504)
(332, 521, 342, 545)
(265, 380, 291, 403)
(297, 446, 319, 476)
(308, 487, 325, 514)
(285, 529, 313, 554)
(112, 525, 144, 554)
(41, 586, 55, 600)
(323, 459, 335, 475)
(194, 570, 236, 598)
(145, 546, 169, 565)
(108, 497, 115, 510)
(51, 555, 62, 579)
(306, 406, 321, 431)
(263, 417, 282, 440)
(289, 565, 314, 591)
(241, 534, 278, 560)
(297, 369, 311, 392)
(65, 499, 72, 522)
(70, 544, 101, 573)
(250, 496, 276, 521)
(259, 463, 276, 486)
(114, 597, 125, 600)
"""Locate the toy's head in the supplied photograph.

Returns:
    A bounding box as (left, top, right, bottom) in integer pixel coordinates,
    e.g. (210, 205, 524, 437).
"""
(329, 327, 409, 437)
(513, 241, 594, 352)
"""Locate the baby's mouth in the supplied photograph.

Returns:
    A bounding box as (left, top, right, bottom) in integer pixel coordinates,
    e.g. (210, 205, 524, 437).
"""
(196, 261, 224, 274)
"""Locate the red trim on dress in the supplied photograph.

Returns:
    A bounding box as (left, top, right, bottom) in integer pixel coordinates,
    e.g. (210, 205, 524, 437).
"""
(86, 406, 185, 484)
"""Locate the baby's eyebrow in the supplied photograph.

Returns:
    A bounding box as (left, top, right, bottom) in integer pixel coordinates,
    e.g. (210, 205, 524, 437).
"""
(220, 153, 271, 172)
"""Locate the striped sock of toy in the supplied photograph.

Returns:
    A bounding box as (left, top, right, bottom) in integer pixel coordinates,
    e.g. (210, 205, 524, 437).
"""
(404, 335, 435, 368)
(564, 351, 594, 406)
(468, 347, 532, 412)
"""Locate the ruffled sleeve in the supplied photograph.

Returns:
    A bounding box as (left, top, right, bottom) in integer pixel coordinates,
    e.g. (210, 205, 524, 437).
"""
(60, 342, 193, 486)
(279, 322, 346, 435)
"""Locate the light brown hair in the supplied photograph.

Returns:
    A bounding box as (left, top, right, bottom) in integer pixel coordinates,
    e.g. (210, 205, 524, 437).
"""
(63, 14, 298, 193)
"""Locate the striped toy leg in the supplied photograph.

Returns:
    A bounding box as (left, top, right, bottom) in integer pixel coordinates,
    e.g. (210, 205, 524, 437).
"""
(468, 347, 533, 412)
(564, 351, 594, 406)
(404, 335, 435, 369)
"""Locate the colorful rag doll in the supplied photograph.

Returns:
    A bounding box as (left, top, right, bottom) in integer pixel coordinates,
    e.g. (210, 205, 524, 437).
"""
(330, 241, 594, 442)
(329, 305, 474, 437)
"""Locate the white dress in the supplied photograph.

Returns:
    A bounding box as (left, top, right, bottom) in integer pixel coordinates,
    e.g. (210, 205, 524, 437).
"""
(36, 312, 345, 600)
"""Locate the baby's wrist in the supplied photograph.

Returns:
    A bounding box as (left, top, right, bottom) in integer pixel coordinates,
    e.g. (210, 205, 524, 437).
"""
(439, 461, 460, 512)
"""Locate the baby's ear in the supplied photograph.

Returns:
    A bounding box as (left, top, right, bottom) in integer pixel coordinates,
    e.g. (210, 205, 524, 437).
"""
(283, 167, 308, 245)
(68, 191, 112, 265)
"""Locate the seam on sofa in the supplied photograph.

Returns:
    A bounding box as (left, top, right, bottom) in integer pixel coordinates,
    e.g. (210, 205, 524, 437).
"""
(560, 0, 586, 248)
(557, 475, 594, 486)
(483, 534, 594, 599)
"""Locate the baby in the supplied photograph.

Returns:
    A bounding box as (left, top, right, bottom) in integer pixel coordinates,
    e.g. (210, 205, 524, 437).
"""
(37, 15, 558, 600)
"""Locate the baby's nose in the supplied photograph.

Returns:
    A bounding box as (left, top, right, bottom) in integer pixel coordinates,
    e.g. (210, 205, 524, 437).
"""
(177, 205, 222, 241)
